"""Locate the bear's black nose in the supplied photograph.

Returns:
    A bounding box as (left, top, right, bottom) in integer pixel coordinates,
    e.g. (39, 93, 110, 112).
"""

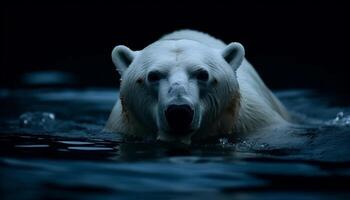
(165, 105, 194, 134)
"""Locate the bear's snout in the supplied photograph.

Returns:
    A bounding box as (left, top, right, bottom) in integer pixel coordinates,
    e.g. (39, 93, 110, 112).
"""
(165, 104, 194, 134)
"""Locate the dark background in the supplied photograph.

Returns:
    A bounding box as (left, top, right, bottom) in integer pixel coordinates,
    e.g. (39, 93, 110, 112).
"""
(1, 1, 348, 91)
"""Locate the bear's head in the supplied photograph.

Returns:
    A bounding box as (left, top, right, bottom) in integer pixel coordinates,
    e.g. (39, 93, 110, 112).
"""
(112, 39, 244, 144)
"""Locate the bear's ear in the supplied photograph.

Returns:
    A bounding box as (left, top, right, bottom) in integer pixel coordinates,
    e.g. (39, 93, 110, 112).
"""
(111, 45, 135, 75)
(222, 42, 245, 71)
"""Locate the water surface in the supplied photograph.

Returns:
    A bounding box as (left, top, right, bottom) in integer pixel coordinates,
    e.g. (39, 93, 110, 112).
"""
(1, 88, 350, 200)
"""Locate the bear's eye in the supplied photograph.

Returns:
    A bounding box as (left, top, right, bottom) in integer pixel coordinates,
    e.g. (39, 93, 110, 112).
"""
(195, 69, 209, 82)
(147, 71, 163, 83)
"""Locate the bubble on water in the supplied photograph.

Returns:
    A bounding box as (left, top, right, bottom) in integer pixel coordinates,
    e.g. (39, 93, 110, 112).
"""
(19, 112, 56, 130)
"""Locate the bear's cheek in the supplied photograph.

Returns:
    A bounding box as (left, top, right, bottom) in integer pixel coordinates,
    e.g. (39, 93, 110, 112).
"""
(121, 79, 156, 114)
(143, 79, 165, 100)
(199, 79, 236, 119)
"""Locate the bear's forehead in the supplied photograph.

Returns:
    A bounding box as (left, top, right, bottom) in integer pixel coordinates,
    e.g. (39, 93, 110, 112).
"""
(140, 40, 218, 64)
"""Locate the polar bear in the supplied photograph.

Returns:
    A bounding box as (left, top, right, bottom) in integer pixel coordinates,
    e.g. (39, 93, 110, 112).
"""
(105, 30, 291, 144)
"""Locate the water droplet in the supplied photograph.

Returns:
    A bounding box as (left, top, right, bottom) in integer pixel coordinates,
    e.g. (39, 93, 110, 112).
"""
(19, 112, 56, 130)
(260, 143, 268, 149)
(219, 138, 228, 145)
(334, 112, 344, 122)
(327, 111, 350, 127)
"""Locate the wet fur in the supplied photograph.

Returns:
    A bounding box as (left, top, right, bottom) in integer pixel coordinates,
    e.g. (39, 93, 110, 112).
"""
(105, 30, 291, 141)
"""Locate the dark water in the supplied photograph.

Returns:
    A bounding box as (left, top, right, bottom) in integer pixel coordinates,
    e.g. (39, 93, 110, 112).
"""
(1, 88, 350, 200)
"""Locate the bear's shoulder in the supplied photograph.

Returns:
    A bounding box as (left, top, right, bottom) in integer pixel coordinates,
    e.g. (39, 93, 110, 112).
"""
(235, 60, 291, 132)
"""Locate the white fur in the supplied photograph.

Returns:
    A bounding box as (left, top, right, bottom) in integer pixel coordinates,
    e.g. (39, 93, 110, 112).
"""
(105, 30, 291, 144)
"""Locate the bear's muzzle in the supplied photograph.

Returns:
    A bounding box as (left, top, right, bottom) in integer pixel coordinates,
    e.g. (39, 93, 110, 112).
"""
(165, 104, 194, 135)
